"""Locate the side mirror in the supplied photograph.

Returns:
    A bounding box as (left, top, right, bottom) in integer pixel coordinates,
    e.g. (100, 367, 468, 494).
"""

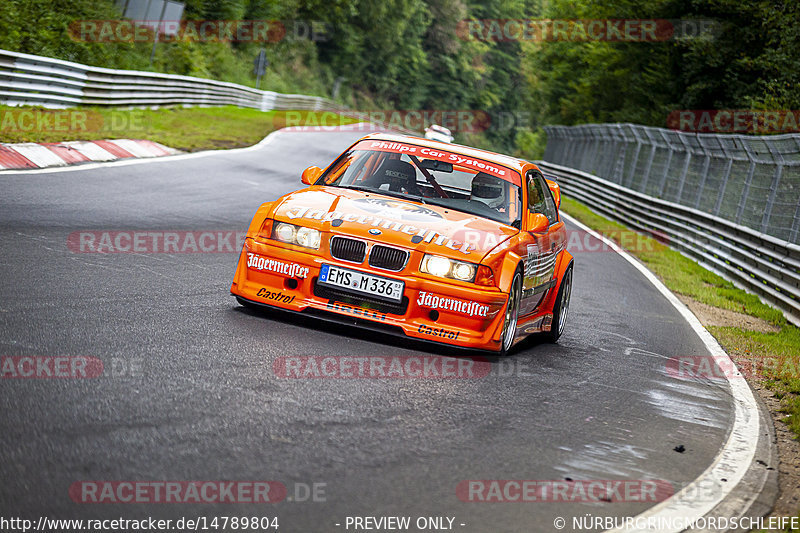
(546, 179, 561, 209)
(527, 212, 549, 233)
(301, 166, 322, 185)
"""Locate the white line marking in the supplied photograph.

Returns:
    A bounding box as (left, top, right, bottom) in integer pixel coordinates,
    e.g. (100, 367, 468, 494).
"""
(561, 212, 760, 533)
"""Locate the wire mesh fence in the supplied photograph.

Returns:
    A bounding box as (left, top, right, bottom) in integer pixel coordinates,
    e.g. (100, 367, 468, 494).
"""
(543, 123, 800, 244)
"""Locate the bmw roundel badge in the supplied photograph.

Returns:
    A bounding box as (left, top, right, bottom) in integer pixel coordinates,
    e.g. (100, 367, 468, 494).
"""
(369, 228, 382, 235)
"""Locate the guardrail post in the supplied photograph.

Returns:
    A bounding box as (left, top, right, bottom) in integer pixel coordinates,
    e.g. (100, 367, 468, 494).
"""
(639, 142, 657, 194)
(735, 158, 757, 225)
(554, 129, 567, 164)
(610, 124, 627, 182)
(713, 158, 733, 216)
(694, 143, 713, 210)
(558, 131, 569, 164)
(586, 127, 601, 174)
(565, 129, 580, 166)
(760, 138, 786, 235)
(656, 130, 674, 199)
(761, 164, 784, 234)
(624, 127, 643, 189)
(674, 135, 693, 203)
(552, 129, 567, 163)
(601, 126, 617, 178)
(790, 197, 800, 245)
(577, 126, 592, 171)
(791, 138, 800, 244)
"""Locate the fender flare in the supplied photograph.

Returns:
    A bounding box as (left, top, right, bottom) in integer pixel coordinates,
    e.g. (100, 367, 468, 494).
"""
(497, 251, 523, 294)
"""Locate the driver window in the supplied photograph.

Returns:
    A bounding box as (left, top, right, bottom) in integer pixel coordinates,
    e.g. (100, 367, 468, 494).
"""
(527, 171, 557, 224)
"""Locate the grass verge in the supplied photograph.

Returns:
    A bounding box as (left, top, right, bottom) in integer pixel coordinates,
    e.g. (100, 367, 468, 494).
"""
(0, 106, 359, 152)
(560, 196, 800, 434)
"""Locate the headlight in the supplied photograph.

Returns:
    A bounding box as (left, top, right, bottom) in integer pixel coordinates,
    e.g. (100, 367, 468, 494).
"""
(423, 255, 451, 277)
(275, 223, 296, 242)
(272, 222, 320, 250)
(420, 254, 478, 283)
(296, 227, 321, 249)
(452, 262, 476, 281)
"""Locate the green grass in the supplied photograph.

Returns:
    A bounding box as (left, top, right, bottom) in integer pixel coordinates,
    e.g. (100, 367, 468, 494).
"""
(560, 196, 800, 435)
(0, 106, 359, 152)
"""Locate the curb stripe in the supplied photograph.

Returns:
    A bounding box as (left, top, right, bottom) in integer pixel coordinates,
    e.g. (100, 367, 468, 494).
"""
(0, 139, 181, 170)
(42, 143, 91, 165)
(4, 143, 64, 168)
(134, 139, 172, 157)
(0, 145, 37, 169)
(91, 140, 135, 159)
(107, 139, 162, 158)
(65, 141, 118, 162)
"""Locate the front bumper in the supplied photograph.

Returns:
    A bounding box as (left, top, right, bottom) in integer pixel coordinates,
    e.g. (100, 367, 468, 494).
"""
(230, 237, 510, 350)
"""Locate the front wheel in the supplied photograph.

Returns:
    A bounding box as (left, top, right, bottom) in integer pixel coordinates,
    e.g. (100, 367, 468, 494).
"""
(543, 264, 573, 343)
(499, 271, 522, 355)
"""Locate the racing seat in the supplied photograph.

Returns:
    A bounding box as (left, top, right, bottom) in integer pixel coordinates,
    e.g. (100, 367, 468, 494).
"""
(363, 159, 421, 196)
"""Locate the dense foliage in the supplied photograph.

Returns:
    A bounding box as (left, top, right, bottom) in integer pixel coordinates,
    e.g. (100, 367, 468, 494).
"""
(1, 0, 798, 155)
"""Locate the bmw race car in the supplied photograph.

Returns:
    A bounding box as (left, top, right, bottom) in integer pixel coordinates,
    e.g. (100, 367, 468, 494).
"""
(231, 133, 573, 354)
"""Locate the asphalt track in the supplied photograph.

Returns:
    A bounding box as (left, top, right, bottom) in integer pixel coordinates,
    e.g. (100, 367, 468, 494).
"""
(0, 128, 738, 532)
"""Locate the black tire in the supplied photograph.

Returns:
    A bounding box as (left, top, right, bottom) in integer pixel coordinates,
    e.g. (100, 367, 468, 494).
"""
(498, 270, 523, 355)
(543, 263, 573, 343)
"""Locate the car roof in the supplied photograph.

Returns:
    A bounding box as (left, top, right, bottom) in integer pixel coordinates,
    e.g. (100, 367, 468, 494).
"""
(359, 132, 534, 175)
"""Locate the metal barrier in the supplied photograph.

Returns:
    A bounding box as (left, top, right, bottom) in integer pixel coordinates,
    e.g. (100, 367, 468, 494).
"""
(536, 159, 800, 326)
(543, 123, 800, 245)
(0, 48, 337, 111)
(0, 48, 426, 136)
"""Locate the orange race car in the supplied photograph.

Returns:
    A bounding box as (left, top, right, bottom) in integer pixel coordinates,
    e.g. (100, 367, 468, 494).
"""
(231, 133, 573, 354)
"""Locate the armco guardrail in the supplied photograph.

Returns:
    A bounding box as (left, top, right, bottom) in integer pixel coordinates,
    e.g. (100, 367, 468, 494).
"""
(536, 159, 800, 326)
(0, 48, 337, 112)
(543, 123, 800, 245)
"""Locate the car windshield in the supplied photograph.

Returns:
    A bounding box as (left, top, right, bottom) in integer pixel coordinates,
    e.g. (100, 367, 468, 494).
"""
(317, 140, 523, 227)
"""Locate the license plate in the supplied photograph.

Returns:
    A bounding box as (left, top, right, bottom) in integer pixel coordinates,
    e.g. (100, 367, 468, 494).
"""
(319, 264, 404, 303)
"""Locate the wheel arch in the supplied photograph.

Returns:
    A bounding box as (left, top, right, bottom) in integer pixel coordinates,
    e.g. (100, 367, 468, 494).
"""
(496, 251, 523, 294)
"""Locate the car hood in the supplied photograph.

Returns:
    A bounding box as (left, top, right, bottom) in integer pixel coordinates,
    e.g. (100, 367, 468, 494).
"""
(272, 187, 518, 260)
